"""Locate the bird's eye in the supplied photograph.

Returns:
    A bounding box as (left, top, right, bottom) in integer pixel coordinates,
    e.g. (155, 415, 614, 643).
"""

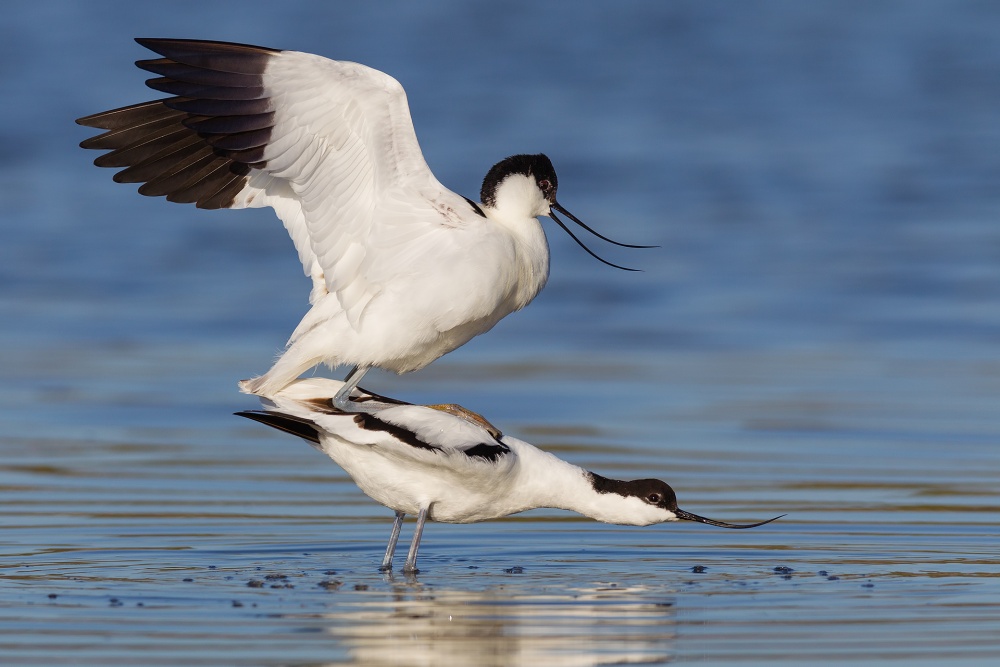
(538, 179, 550, 190)
(646, 493, 662, 504)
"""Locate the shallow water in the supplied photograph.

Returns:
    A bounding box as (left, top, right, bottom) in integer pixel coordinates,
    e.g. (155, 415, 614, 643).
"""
(3, 1, 1000, 665)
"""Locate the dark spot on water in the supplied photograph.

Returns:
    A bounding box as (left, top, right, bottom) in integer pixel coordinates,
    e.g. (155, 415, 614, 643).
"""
(232, 600, 243, 608)
(264, 573, 287, 580)
(862, 582, 875, 588)
(773, 566, 794, 574)
(504, 566, 524, 574)
(109, 598, 122, 607)
(468, 565, 479, 569)
(246, 579, 264, 588)
(827, 575, 840, 581)
(323, 570, 337, 575)
(354, 584, 369, 591)
(182, 578, 193, 582)
(691, 565, 707, 573)
(136, 602, 143, 607)
(318, 580, 342, 590)
(47, 594, 57, 599)
(208, 565, 216, 570)
(818, 570, 828, 576)
(270, 583, 294, 589)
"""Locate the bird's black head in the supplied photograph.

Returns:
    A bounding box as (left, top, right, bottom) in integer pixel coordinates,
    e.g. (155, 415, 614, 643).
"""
(589, 472, 783, 529)
(480, 153, 557, 208)
(593, 475, 680, 510)
(480, 154, 655, 271)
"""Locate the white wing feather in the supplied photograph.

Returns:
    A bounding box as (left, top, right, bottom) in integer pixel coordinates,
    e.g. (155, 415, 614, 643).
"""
(230, 51, 463, 325)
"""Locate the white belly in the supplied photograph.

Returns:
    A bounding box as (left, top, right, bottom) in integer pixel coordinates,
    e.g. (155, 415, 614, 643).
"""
(320, 439, 525, 523)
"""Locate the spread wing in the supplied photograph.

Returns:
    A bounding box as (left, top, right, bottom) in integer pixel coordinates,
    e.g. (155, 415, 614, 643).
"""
(77, 38, 474, 321)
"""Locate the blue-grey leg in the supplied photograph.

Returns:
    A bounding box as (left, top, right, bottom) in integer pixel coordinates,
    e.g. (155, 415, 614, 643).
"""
(403, 507, 429, 574)
(379, 510, 406, 572)
(333, 365, 370, 411)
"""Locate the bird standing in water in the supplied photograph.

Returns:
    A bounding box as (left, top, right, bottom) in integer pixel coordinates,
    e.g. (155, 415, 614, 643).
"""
(238, 378, 782, 573)
(77, 38, 653, 408)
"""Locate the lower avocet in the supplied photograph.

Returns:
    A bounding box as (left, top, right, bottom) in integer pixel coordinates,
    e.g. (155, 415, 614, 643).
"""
(238, 378, 781, 573)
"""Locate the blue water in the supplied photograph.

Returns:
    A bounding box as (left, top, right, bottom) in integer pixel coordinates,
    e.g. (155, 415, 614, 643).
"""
(3, 1, 1000, 665)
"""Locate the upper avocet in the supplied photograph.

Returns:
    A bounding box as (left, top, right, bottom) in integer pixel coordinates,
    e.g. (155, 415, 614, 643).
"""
(238, 378, 782, 573)
(76, 38, 653, 407)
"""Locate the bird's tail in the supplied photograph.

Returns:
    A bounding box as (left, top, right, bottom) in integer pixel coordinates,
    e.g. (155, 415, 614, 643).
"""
(239, 345, 327, 398)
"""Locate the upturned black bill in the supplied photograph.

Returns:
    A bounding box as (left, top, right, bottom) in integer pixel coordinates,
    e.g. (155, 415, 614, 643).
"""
(549, 201, 656, 271)
(674, 509, 785, 529)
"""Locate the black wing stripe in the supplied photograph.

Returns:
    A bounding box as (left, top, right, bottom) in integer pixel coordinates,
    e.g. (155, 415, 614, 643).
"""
(353, 413, 441, 453)
(463, 196, 486, 218)
(462, 442, 511, 463)
(352, 387, 410, 405)
(354, 412, 509, 463)
(77, 39, 280, 209)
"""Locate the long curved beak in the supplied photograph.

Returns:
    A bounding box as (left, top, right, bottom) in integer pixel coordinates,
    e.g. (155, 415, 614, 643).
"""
(548, 201, 657, 272)
(674, 509, 785, 529)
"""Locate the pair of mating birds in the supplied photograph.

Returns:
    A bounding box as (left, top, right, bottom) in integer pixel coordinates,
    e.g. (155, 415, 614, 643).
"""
(78, 38, 780, 573)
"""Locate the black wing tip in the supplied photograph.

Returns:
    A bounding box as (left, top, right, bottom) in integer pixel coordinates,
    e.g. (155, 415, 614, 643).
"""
(236, 410, 321, 444)
(135, 37, 283, 55)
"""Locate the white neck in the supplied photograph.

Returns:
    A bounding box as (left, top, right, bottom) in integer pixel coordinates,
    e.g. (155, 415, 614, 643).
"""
(480, 176, 550, 309)
(484, 173, 550, 224)
(506, 441, 672, 526)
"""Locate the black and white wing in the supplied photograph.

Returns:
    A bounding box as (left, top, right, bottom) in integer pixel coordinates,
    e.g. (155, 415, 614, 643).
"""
(77, 38, 476, 319)
(238, 378, 513, 468)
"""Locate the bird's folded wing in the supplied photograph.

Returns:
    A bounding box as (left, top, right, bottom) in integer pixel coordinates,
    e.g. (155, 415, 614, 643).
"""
(77, 38, 462, 323)
(300, 405, 512, 466)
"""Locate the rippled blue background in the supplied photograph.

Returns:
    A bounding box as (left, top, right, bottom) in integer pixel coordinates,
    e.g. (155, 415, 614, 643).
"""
(2, 1, 1000, 664)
